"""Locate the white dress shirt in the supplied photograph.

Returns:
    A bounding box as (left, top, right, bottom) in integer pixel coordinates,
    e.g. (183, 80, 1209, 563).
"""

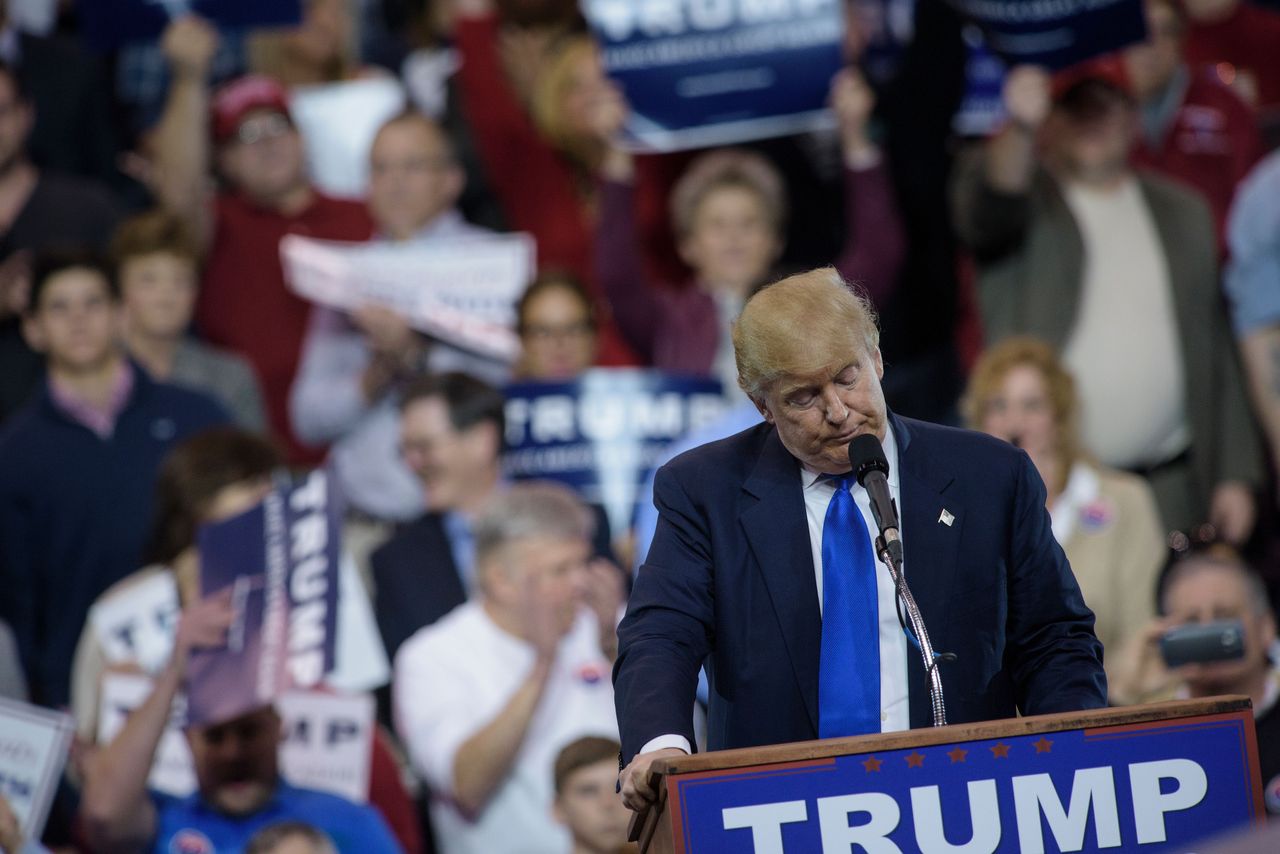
(639, 424, 911, 756)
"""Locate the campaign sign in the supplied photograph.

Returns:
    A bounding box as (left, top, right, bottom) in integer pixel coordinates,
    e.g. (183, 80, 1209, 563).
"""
(77, 0, 303, 52)
(668, 712, 1262, 852)
(504, 370, 728, 536)
(0, 698, 73, 840)
(583, 0, 844, 152)
(282, 233, 533, 361)
(947, 0, 1146, 70)
(98, 673, 196, 797)
(89, 571, 180, 674)
(187, 471, 341, 726)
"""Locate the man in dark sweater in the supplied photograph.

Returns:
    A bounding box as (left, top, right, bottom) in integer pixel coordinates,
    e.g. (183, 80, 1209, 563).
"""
(0, 252, 226, 707)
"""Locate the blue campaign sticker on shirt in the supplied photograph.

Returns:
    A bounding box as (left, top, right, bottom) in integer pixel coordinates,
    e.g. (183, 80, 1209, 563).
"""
(168, 829, 214, 854)
(1078, 497, 1116, 534)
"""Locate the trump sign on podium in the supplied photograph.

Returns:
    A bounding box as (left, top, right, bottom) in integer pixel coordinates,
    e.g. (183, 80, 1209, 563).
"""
(641, 701, 1264, 853)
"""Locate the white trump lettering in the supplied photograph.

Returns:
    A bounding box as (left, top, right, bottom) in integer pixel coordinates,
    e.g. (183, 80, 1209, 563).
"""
(587, 0, 837, 40)
(1012, 767, 1121, 853)
(817, 793, 903, 853)
(1129, 759, 1208, 844)
(722, 800, 808, 853)
(910, 780, 1001, 853)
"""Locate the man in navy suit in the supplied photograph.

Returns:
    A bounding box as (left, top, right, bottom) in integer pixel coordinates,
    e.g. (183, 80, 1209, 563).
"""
(614, 268, 1106, 810)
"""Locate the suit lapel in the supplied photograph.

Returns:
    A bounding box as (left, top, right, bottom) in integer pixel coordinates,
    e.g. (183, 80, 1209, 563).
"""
(892, 416, 962, 729)
(740, 428, 821, 735)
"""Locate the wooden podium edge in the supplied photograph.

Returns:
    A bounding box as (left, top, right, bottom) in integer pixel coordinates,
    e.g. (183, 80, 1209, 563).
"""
(626, 696, 1252, 846)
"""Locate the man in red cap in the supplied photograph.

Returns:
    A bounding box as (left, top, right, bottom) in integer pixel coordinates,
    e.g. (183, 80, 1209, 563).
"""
(151, 16, 373, 465)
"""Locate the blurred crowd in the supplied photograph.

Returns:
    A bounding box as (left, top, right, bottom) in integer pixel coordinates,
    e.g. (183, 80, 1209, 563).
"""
(2, 0, 1280, 851)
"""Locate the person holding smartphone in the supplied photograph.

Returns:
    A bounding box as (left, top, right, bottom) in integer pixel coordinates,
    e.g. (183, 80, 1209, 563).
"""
(1110, 548, 1280, 812)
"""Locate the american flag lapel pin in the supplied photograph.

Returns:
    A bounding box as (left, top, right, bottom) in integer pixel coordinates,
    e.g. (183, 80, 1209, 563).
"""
(939, 509, 955, 527)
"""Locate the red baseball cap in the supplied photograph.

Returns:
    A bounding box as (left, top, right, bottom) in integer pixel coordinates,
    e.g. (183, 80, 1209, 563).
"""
(210, 75, 293, 144)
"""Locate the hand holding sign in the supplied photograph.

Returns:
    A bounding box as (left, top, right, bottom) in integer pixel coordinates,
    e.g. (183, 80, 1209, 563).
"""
(0, 794, 23, 854)
(171, 589, 235, 679)
(830, 67, 877, 163)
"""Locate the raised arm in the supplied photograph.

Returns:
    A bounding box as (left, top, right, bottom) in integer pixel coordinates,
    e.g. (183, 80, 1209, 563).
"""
(829, 68, 905, 308)
(80, 592, 233, 854)
(150, 16, 218, 253)
(951, 65, 1051, 259)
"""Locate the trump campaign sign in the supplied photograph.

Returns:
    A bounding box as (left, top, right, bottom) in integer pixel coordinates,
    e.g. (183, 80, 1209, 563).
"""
(78, 0, 302, 51)
(583, 0, 845, 151)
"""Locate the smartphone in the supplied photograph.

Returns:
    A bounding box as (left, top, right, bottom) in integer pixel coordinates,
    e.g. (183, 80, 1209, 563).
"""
(1159, 620, 1246, 668)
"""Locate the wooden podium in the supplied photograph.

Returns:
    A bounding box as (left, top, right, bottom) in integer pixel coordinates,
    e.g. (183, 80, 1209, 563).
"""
(631, 697, 1264, 853)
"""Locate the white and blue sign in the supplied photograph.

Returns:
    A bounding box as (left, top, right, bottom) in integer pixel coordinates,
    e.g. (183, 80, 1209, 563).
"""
(503, 369, 728, 537)
(948, 0, 1146, 70)
(670, 713, 1262, 852)
(78, 0, 303, 51)
(187, 471, 342, 727)
(583, 0, 845, 152)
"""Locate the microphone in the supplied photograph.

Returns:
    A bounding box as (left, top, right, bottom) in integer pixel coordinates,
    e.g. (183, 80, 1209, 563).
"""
(848, 434, 902, 566)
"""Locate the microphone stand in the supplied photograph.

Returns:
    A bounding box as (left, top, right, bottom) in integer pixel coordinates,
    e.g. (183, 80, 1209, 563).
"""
(875, 535, 949, 727)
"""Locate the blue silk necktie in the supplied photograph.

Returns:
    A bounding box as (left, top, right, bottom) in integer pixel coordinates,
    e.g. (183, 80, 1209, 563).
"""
(818, 475, 881, 738)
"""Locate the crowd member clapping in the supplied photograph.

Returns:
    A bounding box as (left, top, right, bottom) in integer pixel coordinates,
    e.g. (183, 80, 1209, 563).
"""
(113, 210, 267, 431)
(394, 482, 621, 854)
(962, 337, 1166, 692)
(150, 16, 373, 465)
(952, 66, 1261, 542)
(514, 273, 598, 381)
(0, 252, 226, 708)
(80, 595, 403, 853)
(593, 67, 904, 397)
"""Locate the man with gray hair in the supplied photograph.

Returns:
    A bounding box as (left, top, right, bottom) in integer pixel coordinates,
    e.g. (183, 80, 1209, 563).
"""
(615, 266, 1105, 811)
(393, 482, 623, 854)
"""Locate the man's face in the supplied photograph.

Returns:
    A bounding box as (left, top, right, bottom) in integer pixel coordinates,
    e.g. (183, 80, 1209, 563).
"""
(369, 119, 462, 241)
(756, 343, 887, 475)
(1123, 2, 1185, 100)
(185, 707, 281, 816)
(119, 252, 199, 341)
(0, 74, 32, 175)
(680, 185, 780, 295)
(495, 535, 590, 637)
(1162, 563, 1276, 696)
(217, 109, 307, 205)
(519, 284, 596, 380)
(554, 758, 632, 854)
(24, 268, 119, 372)
(1046, 103, 1136, 183)
(400, 396, 497, 511)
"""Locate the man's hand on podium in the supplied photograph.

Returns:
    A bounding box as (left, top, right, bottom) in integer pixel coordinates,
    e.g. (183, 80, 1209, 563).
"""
(619, 747, 686, 811)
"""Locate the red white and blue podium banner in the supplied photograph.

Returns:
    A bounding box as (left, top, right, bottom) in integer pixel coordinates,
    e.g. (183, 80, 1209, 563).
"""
(582, 0, 845, 152)
(668, 711, 1263, 852)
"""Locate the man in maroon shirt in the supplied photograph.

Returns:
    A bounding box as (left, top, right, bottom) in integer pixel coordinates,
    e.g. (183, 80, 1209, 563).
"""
(1124, 0, 1263, 248)
(1182, 0, 1280, 125)
(151, 16, 372, 465)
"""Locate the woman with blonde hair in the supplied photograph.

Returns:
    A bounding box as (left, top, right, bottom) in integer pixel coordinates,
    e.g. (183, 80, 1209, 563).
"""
(963, 337, 1167, 694)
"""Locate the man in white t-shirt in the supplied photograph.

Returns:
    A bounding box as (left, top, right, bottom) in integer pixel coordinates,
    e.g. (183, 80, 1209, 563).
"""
(393, 482, 623, 854)
(952, 65, 1261, 543)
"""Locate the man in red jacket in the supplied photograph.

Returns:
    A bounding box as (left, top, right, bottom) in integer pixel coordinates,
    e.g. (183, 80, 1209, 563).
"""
(150, 16, 373, 465)
(1123, 0, 1263, 249)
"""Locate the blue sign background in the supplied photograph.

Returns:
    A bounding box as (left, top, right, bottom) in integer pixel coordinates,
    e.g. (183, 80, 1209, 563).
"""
(78, 0, 303, 51)
(674, 717, 1260, 852)
(503, 370, 727, 537)
(583, 0, 845, 151)
(948, 0, 1146, 70)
